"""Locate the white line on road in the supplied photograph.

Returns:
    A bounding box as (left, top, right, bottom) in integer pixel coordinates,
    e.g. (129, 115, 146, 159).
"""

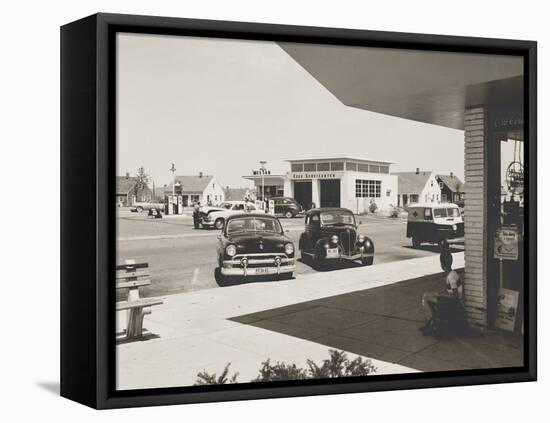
(191, 268, 199, 286)
(118, 226, 304, 242)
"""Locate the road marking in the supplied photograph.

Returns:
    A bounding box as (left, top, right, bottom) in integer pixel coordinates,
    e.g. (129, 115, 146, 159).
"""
(191, 268, 199, 286)
(118, 226, 304, 242)
(118, 233, 219, 242)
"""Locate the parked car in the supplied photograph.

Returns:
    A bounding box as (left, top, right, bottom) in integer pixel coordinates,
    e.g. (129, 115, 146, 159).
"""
(130, 201, 165, 212)
(201, 201, 258, 230)
(406, 202, 464, 248)
(216, 213, 296, 281)
(298, 208, 374, 269)
(271, 197, 305, 218)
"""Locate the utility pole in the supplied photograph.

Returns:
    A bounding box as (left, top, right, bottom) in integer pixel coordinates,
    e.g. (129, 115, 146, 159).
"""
(169, 162, 176, 196)
(259, 160, 267, 203)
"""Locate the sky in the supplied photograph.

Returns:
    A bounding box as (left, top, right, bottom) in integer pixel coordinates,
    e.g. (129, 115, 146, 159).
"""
(116, 33, 466, 189)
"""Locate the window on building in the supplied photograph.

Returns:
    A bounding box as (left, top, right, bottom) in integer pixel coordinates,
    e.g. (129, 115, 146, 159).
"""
(317, 162, 330, 171)
(291, 163, 303, 172)
(304, 163, 316, 172)
(442, 194, 447, 202)
(330, 162, 344, 171)
(410, 195, 419, 203)
(358, 163, 369, 172)
(346, 162, 357, 171)
(439, 182, 444, 189)
(431, 180, 434, 187)
(370, 165, 380, 173)
(191, 195, 200, 203)
(355, 179, 381, 198)
(380, 165, 389, 174)
(386, 189, 391, 197)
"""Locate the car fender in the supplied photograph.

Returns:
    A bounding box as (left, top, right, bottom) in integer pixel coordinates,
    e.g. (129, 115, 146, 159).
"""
(363, 236, 375, 254)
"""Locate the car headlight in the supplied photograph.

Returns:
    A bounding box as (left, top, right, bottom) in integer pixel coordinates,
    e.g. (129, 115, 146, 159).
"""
(358, 234, 365, 243)
(285, 243, 294, 255)
(331, 235, 339, 244)
(452, 224, 457, 231)
(364, 239, 371, 248)
(226, 244, 237, 257)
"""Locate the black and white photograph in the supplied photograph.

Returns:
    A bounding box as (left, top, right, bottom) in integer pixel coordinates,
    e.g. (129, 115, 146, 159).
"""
(114, 32, 527, 390)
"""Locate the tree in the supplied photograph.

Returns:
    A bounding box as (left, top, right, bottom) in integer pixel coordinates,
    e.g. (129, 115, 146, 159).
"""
(132, 166, 150, 201)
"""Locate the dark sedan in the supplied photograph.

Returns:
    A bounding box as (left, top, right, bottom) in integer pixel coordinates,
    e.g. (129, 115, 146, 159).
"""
(299, 208, 374, 269)
(216, 213, 296, 281)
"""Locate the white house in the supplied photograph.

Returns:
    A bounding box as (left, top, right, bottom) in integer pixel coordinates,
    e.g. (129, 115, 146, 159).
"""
(393, 170, 442, 208)
(164, 172, 225, 206)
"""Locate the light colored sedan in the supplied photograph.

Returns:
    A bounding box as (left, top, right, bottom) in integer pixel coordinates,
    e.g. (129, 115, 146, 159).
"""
(201, 201, 258, 230)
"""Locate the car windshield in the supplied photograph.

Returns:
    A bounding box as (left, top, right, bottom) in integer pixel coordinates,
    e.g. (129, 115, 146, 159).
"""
(320, 211, 355, 226)
(220, 202, 232, 209)
(227, 217, 282, 234)
(433, 208, 461, 218)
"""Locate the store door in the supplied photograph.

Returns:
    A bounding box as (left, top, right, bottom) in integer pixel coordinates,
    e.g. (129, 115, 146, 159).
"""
(294, 181, 312, 210)
(320, 179, 341, 208)
(487, 113, 524, 332)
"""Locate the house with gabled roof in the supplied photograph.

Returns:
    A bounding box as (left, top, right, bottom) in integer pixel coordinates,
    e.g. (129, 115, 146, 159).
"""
(163, 172, 225, 206)
(436, 173, 465, 205)
(392, 169, 441, 208)
(116, 173, 153, 206)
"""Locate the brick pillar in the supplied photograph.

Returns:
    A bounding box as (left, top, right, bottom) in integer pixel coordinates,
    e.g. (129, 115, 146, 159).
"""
(463, 107, 488, 329)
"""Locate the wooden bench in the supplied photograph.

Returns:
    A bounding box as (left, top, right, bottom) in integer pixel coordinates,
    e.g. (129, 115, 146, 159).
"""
(116, 260, 163, 339)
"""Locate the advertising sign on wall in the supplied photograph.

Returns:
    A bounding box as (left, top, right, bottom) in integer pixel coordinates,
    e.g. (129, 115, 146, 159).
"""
(495, 288, 519, 332)
(494, 225, 519, 260)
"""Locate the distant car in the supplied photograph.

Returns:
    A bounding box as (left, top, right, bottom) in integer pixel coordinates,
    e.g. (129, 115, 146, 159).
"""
(299, 208, 374, 269)
(147, 207, 163, 219)
(406, 202, 464, 248)
(201, 201, 258, 230)
(130, 201, 165, 212)
(271, 197, 305, 218)
(216, 213, 296, 281)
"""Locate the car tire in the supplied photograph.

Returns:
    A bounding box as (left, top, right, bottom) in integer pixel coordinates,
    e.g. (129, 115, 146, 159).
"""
(214, 267, 225, 284)
(285, 210, 294, 219)
(214, 218, 225, 230)
(136, 206, 143, 212)
(412, 237, 421, 248)
(362, 257, 374, 266)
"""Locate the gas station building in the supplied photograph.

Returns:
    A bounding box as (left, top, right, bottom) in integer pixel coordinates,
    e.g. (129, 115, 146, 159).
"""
(243, 156, 397, 214)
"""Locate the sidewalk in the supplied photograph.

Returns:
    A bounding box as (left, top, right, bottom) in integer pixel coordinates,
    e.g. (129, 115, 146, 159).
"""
(116, 251, 521, 390)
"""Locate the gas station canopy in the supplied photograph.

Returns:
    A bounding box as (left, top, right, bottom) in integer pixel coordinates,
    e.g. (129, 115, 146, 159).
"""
(278, 42, 523, 130)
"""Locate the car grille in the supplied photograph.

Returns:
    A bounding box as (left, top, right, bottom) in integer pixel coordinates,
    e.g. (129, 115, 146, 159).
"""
(327, 229, 356, 254)
(228, 253, 291, 268)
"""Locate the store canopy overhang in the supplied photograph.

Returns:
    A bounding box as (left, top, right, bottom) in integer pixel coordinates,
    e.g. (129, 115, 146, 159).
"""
(278, 42, 523, 130)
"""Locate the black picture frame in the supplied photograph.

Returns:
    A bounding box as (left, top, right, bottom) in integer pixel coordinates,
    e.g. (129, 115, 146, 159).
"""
(60, 12, 537, 409)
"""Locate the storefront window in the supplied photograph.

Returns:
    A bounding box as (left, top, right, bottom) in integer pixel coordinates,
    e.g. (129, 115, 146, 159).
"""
(291, 163, 303, 172)
(304, 163, 316, 172)
(355, 179, 381, 198)
(358, 163, 369, 172)
(346, 162, 357, 171)
(317, 162, 330, 171)
(330, 162, 344, 171)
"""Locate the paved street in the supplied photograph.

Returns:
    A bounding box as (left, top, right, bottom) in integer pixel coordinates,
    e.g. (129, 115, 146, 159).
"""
(116, 209, 464, 297)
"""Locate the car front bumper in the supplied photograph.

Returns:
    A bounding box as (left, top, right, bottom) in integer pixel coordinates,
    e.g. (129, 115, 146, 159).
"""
(221, 257, 296, 276)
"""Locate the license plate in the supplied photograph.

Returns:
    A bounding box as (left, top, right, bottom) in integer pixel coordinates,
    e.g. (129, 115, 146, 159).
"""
(326, 248, 339, 258)
(256, 268, 269, 274)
